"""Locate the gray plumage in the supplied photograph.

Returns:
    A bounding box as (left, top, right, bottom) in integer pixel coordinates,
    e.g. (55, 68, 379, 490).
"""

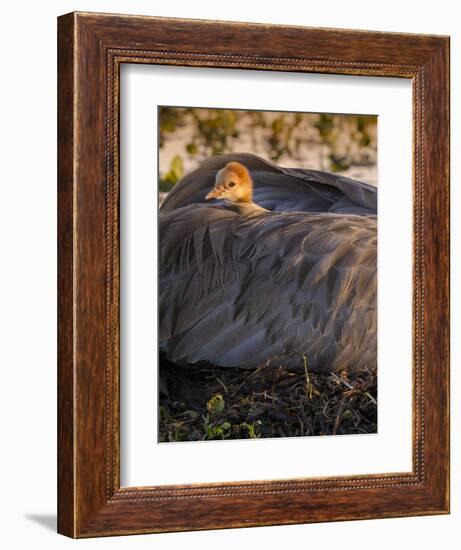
(159, 153, 377, 373)
(161, 153, 376, 215)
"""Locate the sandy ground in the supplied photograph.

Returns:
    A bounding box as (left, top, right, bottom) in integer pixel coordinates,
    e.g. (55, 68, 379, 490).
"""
(159, 122, 377, 188)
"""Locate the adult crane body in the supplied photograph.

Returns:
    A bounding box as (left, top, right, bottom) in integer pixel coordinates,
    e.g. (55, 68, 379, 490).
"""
(159, 153, 377, 373)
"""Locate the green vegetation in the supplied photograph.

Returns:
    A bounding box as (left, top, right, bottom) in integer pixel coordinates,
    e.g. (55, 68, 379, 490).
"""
(159, 154, 184, 192)
(158, 107, 377, 187)
(158, 353, 377, 443)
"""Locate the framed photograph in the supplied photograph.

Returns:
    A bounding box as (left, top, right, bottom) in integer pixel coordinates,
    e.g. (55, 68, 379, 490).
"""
(57, 12, 450, 537)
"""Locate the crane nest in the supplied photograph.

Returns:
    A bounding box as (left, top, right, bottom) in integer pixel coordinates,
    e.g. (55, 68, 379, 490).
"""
(159, 353, 377, 442)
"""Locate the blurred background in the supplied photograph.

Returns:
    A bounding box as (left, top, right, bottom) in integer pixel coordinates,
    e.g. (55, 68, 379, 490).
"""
(158, 107, 377, 203)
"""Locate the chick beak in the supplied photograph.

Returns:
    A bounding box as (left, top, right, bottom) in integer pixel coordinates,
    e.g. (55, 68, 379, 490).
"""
(205, 188, 220, 200)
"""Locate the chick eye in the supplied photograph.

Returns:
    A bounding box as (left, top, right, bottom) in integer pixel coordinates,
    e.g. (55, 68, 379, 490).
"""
(228, 181, 236, 188)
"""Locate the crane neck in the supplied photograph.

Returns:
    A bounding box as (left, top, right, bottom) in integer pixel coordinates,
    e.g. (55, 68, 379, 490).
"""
(233, 200, 269, 216)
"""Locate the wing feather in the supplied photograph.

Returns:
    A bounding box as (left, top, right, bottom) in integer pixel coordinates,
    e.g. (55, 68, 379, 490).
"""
(159, 205, 376, 373)
(160, 153, 377, 215)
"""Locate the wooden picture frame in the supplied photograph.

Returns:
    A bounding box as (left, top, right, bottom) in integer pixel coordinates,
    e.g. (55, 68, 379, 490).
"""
(57, 12, 450, 537)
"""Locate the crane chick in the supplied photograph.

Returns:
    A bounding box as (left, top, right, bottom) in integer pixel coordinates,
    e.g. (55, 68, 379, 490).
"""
(205, 161, 268, 215)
